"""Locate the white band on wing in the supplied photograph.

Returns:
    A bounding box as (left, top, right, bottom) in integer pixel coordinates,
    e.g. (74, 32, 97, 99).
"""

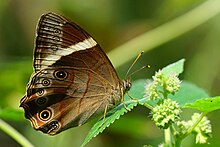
(41, 37, 97, 66)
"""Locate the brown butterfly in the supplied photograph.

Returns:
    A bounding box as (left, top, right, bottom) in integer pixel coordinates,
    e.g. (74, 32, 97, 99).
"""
(20, 13, 131, 135)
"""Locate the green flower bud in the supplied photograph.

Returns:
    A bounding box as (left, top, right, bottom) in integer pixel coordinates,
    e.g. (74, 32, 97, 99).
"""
(146, 70, 181, 100)
(177, 113, 212, 144)
(165, 74, 181, 94)
(176, 120, 189, 135)
(152, 99, 181, 129)
(153, 70, 163, 85)
(146, 81, 159, 100)
(191, 113, 212, 144)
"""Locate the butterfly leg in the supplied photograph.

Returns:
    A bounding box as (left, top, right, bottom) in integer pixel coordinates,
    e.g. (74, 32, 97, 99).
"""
(98, 104, 109, 128)
(120, 88, 131, 111)
(126, 91, 138, 101)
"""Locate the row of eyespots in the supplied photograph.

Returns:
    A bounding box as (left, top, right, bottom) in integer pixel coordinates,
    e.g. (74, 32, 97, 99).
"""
(41, 70, 68, 86)
(33, 70, 68, 132)
(42, 70, 68, 86)
(34, 70, 68, 97)
(31, 70, 68, 133)
(40, 19, 62, 52)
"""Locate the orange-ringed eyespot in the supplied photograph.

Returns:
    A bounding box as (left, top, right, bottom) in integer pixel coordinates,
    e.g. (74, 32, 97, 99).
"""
(39, 109, 52, 121)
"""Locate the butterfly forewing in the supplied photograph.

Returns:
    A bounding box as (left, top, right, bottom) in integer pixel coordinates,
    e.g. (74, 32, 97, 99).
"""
(34, 13, 119, 85)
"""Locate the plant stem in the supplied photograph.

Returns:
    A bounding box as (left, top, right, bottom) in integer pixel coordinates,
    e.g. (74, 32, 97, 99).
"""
(108, 0, 220, 68)
(175, 112, 207, 146)
(175, 138, 182, 147)
(164, 127, 172, 147)
(184, 112, 207, 138)
(137, 97, 154, 110)
(143, 103, 154, 110)
(0, 119, 34, 147)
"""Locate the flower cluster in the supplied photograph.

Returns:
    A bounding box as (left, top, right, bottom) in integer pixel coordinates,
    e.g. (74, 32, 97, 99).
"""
(146, 70, 181, 100)
(177, 113, 212, 144)
(152, 99, 181, 129)
(165, 74, 180, 94)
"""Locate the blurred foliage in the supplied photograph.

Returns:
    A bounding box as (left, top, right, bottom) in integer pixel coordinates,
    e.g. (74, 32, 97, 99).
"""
(1, 0, 220, 147)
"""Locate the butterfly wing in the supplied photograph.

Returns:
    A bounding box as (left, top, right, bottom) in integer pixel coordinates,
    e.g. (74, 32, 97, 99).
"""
(34, 13, 118, 84)
(20, 13, 123, 135)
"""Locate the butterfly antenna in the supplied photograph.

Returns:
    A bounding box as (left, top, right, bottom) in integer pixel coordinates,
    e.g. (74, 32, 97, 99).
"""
(125, 51, 144, 79)
(127, 65, 150, 79)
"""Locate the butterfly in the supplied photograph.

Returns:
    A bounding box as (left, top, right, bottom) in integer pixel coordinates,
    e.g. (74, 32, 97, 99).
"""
(20, 13, 131, 135)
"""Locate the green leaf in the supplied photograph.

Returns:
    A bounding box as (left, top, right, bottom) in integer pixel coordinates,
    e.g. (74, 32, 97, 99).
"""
(161, 59, 185, 77)
(81, 79, 145, 147)
(81, 101, 138, 147)
(127, 79, 146, 99)
(169, 81, 209, 106)
(184, 96, 220, 113)
(0, 108, 24, 121)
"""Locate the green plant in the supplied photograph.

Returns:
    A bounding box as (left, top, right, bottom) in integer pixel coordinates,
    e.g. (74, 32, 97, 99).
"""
(82, 59, 217, 147)
(1, 1, 220, 146)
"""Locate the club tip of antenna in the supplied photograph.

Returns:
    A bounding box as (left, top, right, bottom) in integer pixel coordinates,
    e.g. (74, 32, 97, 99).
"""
(143, 65, 150, 68)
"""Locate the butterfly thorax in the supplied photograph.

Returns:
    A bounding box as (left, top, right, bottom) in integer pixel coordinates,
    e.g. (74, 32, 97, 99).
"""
(121, 79, 132, 93)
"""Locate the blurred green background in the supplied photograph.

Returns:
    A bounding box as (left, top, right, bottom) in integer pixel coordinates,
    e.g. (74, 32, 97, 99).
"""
(1, 0, 220, 146)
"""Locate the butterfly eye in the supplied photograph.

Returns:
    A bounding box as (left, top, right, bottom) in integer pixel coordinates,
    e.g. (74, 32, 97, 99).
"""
(35, 97, 48, 106)
(39, 109, 52, 121)
(54, 70, 68, 80)
(42, 79, 50, 86)
(36, 88, 44, 96)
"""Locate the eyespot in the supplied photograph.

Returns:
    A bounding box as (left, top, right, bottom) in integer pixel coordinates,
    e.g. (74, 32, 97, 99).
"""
(35, 97, 48, 106)
(36, 88, 44, 96)
(51, 44, 58, 51)
(49, 120, 60, 130)
(54, 70, 68, 80)
(39, 109, 52, 121)
(54, 28, 61, 35)
(52, 36, 60, 42)
(42, 79, 50, 86)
